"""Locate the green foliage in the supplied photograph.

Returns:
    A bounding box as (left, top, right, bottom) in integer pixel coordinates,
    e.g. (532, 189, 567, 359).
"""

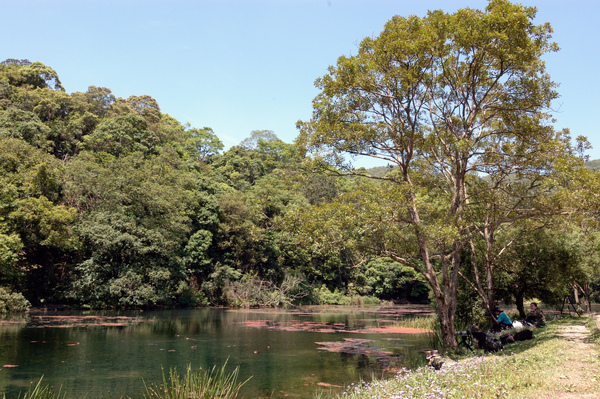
(62, 144, 217, 307)
(495, 226, 598, 313)
(299, 173, 340, 206)
(200, 264, 242, 305)
(308, 285, 380, 306)
(126, 95, 161, 125)
(0, 107, 50, 149)
(174, 280, 208, 307)
(585, 159, 600, 172)
(455, 283, 489, 330)
(80, 113, 160, 156)
(0, 233, 23, 285)
(589, 276, 600, 303)
(70, 86, 116, 117)
(210, 146, 267, 191)
(0, 137, 78, 301)
(311, 285, 350, 305)
(1, 59, 63, 91)
(354, 258, 429, 302)
(10, 196, 78, 249)
(0, 286, 31, 313)
(0, 53, 595, 315)
(295, 0, 593, 349)
(185, 126, 223, 162)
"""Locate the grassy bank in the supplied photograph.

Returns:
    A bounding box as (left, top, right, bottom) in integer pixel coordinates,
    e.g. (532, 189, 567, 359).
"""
(318, 315, 600, 399)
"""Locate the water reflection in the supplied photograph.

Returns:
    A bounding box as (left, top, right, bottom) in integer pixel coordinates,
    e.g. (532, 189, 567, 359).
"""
(0, 306, 434, 398)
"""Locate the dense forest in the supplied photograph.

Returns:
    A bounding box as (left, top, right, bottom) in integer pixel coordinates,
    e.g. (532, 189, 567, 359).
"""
(1, 47, 599, 347)
(0, 59, 432, 311)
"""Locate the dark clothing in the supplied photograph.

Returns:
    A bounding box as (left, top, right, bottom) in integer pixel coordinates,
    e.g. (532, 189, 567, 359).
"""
(524, 307, 546, 327)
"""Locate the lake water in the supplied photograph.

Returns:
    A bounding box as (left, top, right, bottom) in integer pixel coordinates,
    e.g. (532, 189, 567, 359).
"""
(0, 305, 435, 398)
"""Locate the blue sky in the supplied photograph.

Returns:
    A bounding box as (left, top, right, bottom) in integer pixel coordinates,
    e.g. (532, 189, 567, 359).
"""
(2, 0, 599, 163)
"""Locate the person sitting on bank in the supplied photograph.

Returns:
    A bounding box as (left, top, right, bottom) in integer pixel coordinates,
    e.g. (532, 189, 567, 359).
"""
(524, 302, 546, 327)
(491, 307, 513, 332)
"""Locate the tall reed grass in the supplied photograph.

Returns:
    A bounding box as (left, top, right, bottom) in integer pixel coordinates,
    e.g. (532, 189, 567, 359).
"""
(143, 362, 249, 399)
(394, 315, 442, 349)
(1, 377, 65, 399)
(394, 316, 437, 331)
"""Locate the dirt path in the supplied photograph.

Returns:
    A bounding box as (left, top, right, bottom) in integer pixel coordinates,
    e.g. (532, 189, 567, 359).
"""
(533, 317, 600, 399)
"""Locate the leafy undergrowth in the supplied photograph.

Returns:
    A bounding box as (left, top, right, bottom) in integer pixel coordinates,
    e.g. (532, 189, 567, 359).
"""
(318, 316, 600, 399)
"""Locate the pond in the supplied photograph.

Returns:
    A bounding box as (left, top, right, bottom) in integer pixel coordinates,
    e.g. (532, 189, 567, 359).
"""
(0, 305, 435, 398)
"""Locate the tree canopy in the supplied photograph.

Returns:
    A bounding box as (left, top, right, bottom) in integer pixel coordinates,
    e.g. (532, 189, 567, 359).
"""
(297, 0, 596, 348)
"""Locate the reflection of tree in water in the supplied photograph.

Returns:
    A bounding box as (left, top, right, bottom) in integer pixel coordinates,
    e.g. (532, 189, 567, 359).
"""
(25, 314, 144, 328)
(316, 338, 402, 371)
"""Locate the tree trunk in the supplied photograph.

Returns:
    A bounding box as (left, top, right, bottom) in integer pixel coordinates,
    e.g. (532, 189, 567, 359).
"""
(436, 297, 458, 349)
(515, 292, 525, 319)
(404, 173, 460, 350)
(583, 283, 592, 313)
(575, 282, 592, 314)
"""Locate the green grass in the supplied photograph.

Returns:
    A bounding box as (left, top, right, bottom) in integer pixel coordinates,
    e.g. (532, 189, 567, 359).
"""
(322, 316, 600, 399)
(143, 362, 249, 399)
(392, 315, 443, 349)
(1, 377, 66, 399)
(392, 316, 438, 331)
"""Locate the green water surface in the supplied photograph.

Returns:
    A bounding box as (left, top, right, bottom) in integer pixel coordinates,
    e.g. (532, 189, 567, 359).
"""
(0, 306, 434, 398)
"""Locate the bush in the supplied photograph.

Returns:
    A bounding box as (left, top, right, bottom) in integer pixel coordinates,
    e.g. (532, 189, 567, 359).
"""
(353, 258, 430, 303)
(310, 285, 381, 306)
(0, 286, 31, 313)
(175, 280, 208, 307)
(311, 285, 351, 305)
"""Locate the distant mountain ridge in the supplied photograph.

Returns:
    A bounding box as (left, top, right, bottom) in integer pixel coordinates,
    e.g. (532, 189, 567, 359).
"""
(585, 159, 600, 171)
(365, 159, 600, 176)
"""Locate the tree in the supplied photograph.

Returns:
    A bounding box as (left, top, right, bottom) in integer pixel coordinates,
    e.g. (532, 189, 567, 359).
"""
(492, 223, 600, 317)
(71, 86, 116, 117)
(126, 95, 161, 125)
(0, 138, 78, 301)
(63, 147, 205, 307)
(0, 59, 63, 91)
(297, 0, 583, 348)
(0, 107, 50, 149)
(239, 130, 279, 151)
(459, 152, 595, 321)
(185, 127, 224, 162)
(210, 146, 268, 191)
(79, 113, 160, 156)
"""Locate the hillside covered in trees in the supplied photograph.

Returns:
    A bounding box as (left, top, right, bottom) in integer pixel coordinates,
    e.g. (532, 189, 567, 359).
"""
(0, 56, 599, 341)
(0, 59, 431, 310)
